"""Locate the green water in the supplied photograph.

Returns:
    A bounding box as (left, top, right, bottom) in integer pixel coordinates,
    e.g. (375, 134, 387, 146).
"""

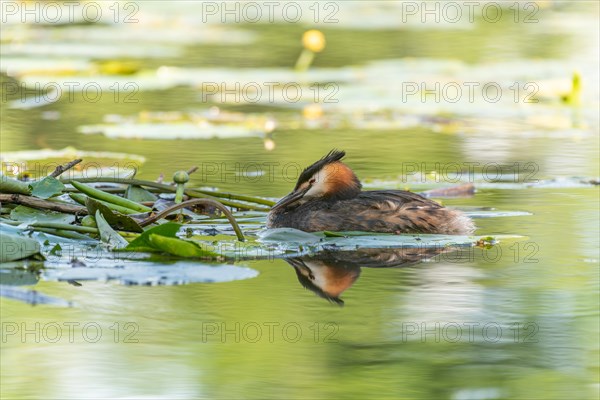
(1, 2, 599, 399)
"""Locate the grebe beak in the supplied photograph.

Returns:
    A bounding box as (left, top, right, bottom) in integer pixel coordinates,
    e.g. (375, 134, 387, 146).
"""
(271, 188, 309, 211)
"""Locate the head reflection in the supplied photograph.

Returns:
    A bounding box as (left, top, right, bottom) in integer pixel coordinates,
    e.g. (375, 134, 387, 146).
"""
(285, 247, 458, 305)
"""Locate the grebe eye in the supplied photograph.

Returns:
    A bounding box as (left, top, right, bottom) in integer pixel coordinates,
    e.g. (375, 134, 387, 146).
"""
(309, 178, 316, 185)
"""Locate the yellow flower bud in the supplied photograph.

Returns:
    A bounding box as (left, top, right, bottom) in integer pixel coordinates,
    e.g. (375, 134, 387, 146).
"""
(303, 104, 323, 120)
(302, 30, 326, 53)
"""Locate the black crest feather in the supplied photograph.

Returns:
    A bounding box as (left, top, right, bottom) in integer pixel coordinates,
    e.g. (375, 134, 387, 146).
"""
(295, 149, 346, 189)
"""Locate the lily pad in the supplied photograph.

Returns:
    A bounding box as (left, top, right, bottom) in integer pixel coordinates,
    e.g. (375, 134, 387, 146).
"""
(29, 176, 65, 199)
(95, 210, 128, 249)
(79, 122, 267, 140)
(125, 185, 157, 202)
(257, 228, 524, 253)
(123, 222, 219, 259)
(78, 109, 275, 140)
(0, 231, 42, 262)
(463, 210, 533, 218)
(86, 197, 143, 233)
(10, 205, 75, 224)
(258, 228, 323, 244)
(125, 222, 182, 253)
(0, 146, 146, 163)
(147, 234, 219, 259)
(41, 262, 259, 286)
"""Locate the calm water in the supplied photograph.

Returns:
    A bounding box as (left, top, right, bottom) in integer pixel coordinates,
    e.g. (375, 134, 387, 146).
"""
(1, 2, 599, 399)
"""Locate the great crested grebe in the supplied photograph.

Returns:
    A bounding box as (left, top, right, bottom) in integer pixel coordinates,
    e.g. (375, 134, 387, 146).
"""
(267, 150, 474, 234)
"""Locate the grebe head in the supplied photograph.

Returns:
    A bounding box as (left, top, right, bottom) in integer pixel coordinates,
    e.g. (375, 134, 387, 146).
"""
(272, 150, 362, 212)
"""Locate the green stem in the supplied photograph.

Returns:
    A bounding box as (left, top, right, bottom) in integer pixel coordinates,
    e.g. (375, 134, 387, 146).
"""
(60, 177, 271, 211)
(29, 222, 139, 240)
(294, 48, 315, 72)
(175, 185, 185, 204)
(70, 180, 152, 212)
(63, 187, 128, 193)
(69, 193, 141, 215)
(0, 174, 31, 195)
(139, 199, 245, 242)
(30, 222, 98, 234)
(192, 189, 275, 206)
(33, 228, 95, 240)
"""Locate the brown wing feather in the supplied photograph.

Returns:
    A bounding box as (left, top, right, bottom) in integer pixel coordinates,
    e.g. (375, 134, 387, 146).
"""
(356, 190, 442, 208)
(268, 189, 474, 234)
(327, 190, 472, 234)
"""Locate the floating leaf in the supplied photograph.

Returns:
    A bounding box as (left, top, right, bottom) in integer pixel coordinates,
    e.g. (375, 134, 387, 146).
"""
(0, 147, 145, 178)
(9, 205, 75, 224)
(1, 222, 95, 246)
(78, 108, 275, 140)
(49, 243, 62, 255)
(464, 210, 532, 218)
(257, 228, 525, 253)
(258, 228, 323, 244)
(41, 262, 258, 286)
(95, 210, 128, 249)
(203, 238, 290, 260)
(34, 228, 95, 242)
(86, 197, 143, 233)
(79, 122, 266, 140)
(125, 185, 157, 202)
(0, 232, 42, 262)
(121, 222, 218, 258)
(148, 234, 219, 258)
(29, 176, 65, 199)
(124, 222, 182, 252)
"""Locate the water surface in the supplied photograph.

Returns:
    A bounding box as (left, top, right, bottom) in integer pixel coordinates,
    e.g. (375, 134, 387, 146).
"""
(1, 2, 599, 399)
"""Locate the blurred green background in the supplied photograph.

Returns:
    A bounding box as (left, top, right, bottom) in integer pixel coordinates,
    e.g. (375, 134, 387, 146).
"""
(1, 1, 599, 399)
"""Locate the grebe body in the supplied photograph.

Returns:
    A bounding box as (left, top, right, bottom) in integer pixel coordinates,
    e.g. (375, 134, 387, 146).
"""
(267, 151, 474, 235)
